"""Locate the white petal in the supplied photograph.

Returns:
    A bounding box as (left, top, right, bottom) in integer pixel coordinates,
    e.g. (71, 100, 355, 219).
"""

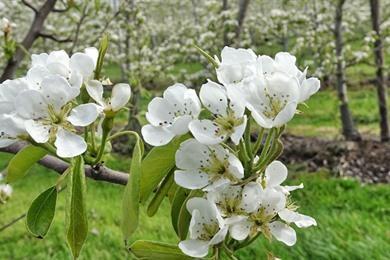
(84, 47, 98, 67)
(86, 80, 104, 105)
(265, 160, 288, 187)
(111, 83, 131, 111)
(31, 53, 48, 67)
(269, 221, 297, 246)
(0, 139, 15, 148)
(275, 52, 298, 76)
(175, 139, 211, 169)
(203, 178, 230, 192)
(272, 101, 298, 127)
(15, 90, 48, 119)
(189, 120, 226, 145)
(279, 209, 317, 228)
(230, 116, 247, 145)
(70, 52, 95, 78)
(54, 128, 87, 158)
(67, 103, 100, 127)
(299, 77, 320, 102)
(145, 97, 175, 126)
(200, 80, 228, 116)
(220, 46, 256, 64)
(230, 220, 252, 241)
(141, 124, 174, 146)
(25, 120, 50, 143)
(174, 169, 209, 190)
(187, 197, 217, 221)
(179, 240, 209, 258)
(262, 188, 286, 215)
(259, 55, 276, 74)
(209, 226, 228, 245)
(26, 66, 50, 87)
(284, 183, 304, 192)
(227, 153, 244, 179)
(40, 75, 75, 110)
(240, 182, 263, 213)
(47, 50, 69, 68)
(163, 83, 188, 108)
(170, 115, 192, 135)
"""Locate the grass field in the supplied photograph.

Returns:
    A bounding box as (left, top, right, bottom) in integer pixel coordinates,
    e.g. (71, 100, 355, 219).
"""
(0, 152, 389, 260)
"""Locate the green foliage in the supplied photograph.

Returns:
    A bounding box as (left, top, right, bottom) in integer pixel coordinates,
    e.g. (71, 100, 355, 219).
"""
(6, 145, 47, 183)
(94, 34, 109, 80)
(121, 134, 144, 243)
(66, 156, 88, 259)
(26, 186, 57, 238)
(129, 240, 192, 260)
(147, 171, 175, 217)
(140, 135, 190, 202)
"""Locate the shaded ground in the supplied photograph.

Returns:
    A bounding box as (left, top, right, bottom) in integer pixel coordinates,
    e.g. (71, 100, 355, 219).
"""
(281, 135, 390, 184)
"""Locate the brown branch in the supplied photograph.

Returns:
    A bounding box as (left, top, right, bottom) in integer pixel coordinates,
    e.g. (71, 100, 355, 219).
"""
(21, 0, 38, 13)
(52, 7, 69, 13)
(0, 142, 128, 186)
(38, 32, 72, 43)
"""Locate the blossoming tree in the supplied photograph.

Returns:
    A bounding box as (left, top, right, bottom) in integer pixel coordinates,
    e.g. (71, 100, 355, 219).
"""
(0, 39, 320, 258)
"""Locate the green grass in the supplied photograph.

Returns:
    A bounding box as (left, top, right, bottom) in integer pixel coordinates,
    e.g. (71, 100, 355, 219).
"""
(286, 87, 387, 137)
(0, 153, 389, 259)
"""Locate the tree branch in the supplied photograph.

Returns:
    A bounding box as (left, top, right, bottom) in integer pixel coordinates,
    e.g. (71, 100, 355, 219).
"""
(21, 0, 38, 13)
(38, 32, 72, 43)
(0, 142, 128, 186)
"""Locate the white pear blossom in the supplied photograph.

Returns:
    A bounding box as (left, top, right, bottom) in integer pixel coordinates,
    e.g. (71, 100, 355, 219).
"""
(179, 197, 228, 258)
(174, 139, 244, 191)
(189, 80, 247, 145)
(0, 183, 13, 202)
(0, 77, 32, 113)
(142, 84, 201, 146)
(216, 46, 256, 88)
(244, 71, 300, 128)
(86, 80, 131, 113)
(15, 75, 100, 158)
(228, 161, 316, 245)
(258, 52, 320, 103)
(27, 48, 98, 90)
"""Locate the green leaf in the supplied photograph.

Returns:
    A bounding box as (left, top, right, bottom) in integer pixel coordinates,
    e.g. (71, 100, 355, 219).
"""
(6, 145, 47, 183)
(122, 134, 144, 243)
(140, 135, 189, 202)
(129, 240, 193, 260)
(147, 170, 175, 217)
(194, 44, 219, 68)
(94, 33, 109, 80)
(171, 187, 190, 237)
(66, 156, 88, 259)
(173, 190, 203, 240)
(26, 186, 57, 238)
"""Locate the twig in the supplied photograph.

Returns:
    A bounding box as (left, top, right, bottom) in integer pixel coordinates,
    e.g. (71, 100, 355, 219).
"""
(0, 142, 129, 186)
(0, 213, 26, 232)
(21, 0, 38, 13)
(38, 32, 72, 43)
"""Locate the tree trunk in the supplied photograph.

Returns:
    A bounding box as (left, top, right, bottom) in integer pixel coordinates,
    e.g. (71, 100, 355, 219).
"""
(369, 0, 390, 142)
(334, 0, 361, 141)
(0, 0, 57, 82)
(222, 0, 230, 46)
(235, 0, 250, 46)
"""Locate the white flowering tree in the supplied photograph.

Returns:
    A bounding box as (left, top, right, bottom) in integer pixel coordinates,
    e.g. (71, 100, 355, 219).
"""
(0, 40, 320, 258)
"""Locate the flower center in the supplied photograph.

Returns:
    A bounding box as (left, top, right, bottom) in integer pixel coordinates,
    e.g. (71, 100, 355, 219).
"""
(197, 221, 219, 241)
(262, 90, 289, 120)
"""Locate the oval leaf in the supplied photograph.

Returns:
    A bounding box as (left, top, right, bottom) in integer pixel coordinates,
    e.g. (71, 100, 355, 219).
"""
(129, 240, 193, 260)
(26, 186, 57, 238)
(122, 134, 144, 243)
(140, 135, 189, 202)
(171, 187, 190, 236)
(6, 145, 47, 183)
(66, 156, 88, 259)
(147, 171, 175, 217)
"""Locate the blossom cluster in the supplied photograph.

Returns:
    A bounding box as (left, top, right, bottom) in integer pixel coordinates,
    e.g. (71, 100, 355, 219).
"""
(0, 48, 131, 158)
(0, 173, 12, 204)
(142, 47, 319, 258)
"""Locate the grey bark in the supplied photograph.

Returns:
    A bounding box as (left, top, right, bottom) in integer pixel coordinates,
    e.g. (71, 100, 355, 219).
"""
(0, 0, 57, 82)
(0, 142, 128, 185)
(235, 0, 251, 46)
(222, 0, 230, 46)
(369, 0, 390, 142)
(334, 0, 361, 141)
